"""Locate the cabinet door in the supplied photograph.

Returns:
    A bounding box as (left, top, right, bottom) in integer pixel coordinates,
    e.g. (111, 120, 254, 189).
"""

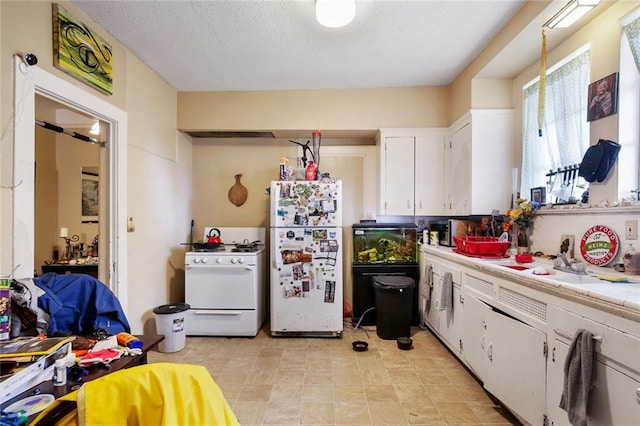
(418, 252, 437, 327)
(383, 136, 415, 215)
(439, 285, 463, 355)
(462, 293, 490, 379)
(483, 306, 546, 426)
(445, 123, 471, 215)
(424, 270, 440, 332)
(548, 339, 640, 426)
(415, 135, 444, 215)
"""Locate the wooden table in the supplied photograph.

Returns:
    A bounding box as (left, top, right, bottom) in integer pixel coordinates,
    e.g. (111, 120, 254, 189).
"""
(41, 264, 99, 279)
(4, 334, 164, 424)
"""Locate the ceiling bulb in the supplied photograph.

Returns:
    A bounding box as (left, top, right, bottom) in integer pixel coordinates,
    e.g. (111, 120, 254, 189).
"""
(544, 0, 601, 29)
(90, 121, 100, 135)
(316, 0, 356, 28)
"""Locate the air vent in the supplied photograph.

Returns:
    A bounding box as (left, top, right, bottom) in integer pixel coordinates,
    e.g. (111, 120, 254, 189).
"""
(185, 131, 275, 138)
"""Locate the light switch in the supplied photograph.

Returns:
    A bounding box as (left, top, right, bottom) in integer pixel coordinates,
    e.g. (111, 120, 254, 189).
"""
(127, 216, 135, 232)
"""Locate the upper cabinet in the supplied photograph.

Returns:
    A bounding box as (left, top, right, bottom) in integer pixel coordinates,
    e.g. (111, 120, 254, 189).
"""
(377, 129, 446, 216)
(445, 110, 514, 215)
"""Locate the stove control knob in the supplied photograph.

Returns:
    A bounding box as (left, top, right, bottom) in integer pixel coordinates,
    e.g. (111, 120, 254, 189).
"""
(238, 258, 245, 264)
(201, 257, 208, 263)
(230, 258, 237, 264)
(216, 258, 223, 264)
(193, 258, 200, 264)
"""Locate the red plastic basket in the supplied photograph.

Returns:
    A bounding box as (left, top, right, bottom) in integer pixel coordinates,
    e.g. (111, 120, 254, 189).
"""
(453, 236, 510, 256)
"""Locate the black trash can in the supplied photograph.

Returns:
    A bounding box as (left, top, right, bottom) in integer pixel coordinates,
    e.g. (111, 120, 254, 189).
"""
(372, 276, 415, 340)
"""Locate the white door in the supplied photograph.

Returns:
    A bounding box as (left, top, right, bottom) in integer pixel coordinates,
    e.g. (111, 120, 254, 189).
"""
(446, 123, 471, 215)
(383, 136, 415, 215)
(415, 134, 445, 215)
(483, 306, 547, 426)
(270, 227, 343, 334)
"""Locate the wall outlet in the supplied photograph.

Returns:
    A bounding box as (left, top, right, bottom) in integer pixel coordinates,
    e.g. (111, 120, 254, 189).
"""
(625, 220, 638, 240)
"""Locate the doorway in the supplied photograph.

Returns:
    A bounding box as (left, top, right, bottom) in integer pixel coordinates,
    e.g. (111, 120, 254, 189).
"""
(12, 56, 128, 308)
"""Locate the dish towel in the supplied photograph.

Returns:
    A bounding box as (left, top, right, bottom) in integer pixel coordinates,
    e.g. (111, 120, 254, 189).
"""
(559, 329, 595, 426)
(424, 265, 433, 304)
(438, 272, 453, 311)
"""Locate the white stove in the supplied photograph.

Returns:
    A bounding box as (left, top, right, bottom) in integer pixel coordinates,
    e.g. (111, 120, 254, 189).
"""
(185, 227, 267, 337)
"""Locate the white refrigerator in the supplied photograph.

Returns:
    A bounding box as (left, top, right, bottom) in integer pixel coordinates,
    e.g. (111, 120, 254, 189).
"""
(270, 180, 343, 337)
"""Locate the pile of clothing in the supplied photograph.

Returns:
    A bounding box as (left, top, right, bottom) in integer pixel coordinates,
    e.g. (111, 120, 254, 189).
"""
(10, 273, 130, 338)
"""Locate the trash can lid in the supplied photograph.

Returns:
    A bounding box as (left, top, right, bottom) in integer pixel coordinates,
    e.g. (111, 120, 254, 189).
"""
(153, 303, 190, 315)
(372, 276, 415, 289)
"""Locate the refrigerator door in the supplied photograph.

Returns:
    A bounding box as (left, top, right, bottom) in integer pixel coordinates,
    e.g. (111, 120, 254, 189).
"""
(270, 180, 342, 227)
(270, 227, 343, 336)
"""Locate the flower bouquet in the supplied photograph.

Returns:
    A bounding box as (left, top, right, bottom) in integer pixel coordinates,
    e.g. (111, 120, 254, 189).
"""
(504, 198, 540, 252)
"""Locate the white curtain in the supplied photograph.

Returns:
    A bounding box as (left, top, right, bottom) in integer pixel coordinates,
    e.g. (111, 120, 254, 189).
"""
(521, 50, 590, 201)
(623, 16, 640, 73)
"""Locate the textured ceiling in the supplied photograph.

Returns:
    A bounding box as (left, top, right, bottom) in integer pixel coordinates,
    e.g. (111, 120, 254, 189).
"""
(72, 0, 528, 92)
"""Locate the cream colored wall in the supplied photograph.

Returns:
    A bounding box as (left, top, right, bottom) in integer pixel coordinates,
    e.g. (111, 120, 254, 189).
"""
(178, 87, 450, 133)
(511, 1, 638, 206)
(1, 1, 189, 334)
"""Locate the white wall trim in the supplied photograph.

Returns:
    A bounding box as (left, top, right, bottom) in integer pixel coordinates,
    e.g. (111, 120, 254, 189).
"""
(12, 56, 128, 311)
(319, 145, 377, 219)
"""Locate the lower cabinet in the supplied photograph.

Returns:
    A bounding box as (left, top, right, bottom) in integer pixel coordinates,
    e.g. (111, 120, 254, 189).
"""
(463, 292, 547, 426)
(422, 259, 463, 355)
(546, 306, 640, 426)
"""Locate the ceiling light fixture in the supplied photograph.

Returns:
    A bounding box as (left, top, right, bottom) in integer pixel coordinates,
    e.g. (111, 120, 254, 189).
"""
(316, 0, 356, 28)
(544, 0, 601, 29)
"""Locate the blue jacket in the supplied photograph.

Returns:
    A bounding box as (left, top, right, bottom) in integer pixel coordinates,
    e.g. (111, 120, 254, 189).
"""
(35, 273, 131, 336)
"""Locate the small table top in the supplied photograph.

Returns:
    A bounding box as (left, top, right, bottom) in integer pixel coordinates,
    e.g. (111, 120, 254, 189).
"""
(3, 334, 164, 423)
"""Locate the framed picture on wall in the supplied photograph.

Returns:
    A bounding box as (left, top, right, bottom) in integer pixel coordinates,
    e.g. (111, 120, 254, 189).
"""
(530, 186, 546, 204)
(587, 72, 618, 122)
(81, 171, 99, 223)
(52, 4, 113, 95)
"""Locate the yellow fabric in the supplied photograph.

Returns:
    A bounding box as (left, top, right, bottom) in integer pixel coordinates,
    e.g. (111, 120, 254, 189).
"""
(537, 29, 547, 136)
(33, 363, 239, 426)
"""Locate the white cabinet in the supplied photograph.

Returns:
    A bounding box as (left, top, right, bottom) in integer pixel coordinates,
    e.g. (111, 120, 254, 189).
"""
(445, 110, 514, 215)
(463, 291, 547, 426)
(420, 252, 463, 355)
(547, 306, 640, 426)
(378, 129, 446, 216)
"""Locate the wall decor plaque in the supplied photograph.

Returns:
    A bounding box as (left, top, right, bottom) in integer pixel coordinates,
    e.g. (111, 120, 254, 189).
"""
(52, 4, 113, 95)
(579, 225, 619, 266)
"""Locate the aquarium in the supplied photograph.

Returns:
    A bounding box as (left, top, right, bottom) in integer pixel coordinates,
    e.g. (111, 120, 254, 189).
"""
(352, 223, 418, 264)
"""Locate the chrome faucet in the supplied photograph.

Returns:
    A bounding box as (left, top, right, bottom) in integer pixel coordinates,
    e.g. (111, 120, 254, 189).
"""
(553, 253, 587, 275)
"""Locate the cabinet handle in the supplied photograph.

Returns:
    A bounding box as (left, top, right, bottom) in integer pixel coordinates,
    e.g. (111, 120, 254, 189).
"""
(487, 342, 493, 361)
(482, 320, 487, 330)
(635, 388, 640, 403)
(552, 347, 556, 362)
(480, 335, 485, 350)
(407, 200, 411, 209)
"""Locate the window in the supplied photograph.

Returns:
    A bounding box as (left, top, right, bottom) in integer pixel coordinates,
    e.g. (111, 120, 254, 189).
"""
(619, 10, 640, 201)
(521, 48, 591, 204)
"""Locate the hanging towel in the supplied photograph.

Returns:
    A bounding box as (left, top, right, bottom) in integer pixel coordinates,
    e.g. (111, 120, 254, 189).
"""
(559, 329, 595, 426)
(424, 265, 433, 304)
(438, 272, 453, 311)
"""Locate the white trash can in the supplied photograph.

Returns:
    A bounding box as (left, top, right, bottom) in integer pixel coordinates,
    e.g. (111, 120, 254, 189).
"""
(153, 303, 190, 353)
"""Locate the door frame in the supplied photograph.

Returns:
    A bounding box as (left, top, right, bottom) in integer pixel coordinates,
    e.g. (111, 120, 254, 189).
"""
(12, 56, 128, 310)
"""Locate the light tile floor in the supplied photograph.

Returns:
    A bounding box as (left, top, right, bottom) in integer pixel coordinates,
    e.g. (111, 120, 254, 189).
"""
(147, 323, 521, 425)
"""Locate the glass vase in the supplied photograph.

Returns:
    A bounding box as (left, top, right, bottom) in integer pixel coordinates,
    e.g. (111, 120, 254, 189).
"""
(517, 227, 529, 254)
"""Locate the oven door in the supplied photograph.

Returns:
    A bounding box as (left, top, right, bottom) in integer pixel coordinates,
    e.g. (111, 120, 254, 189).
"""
(185, 262, 257, 309)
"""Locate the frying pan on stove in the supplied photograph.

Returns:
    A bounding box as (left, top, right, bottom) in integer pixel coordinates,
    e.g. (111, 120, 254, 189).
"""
(180, 241, 224, 251)
(232, 239, 261, 250)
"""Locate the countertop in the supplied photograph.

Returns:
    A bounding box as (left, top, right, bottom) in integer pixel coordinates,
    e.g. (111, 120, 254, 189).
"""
(421, 244, 640, 322)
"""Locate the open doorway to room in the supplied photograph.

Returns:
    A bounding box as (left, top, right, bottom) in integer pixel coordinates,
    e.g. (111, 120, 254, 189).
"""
(12, 56, 128, 308)
(34, 95, 101, 279)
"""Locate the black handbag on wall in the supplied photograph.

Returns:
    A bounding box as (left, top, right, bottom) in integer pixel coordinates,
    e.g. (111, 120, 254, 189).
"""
(578, 139, 621, 183)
